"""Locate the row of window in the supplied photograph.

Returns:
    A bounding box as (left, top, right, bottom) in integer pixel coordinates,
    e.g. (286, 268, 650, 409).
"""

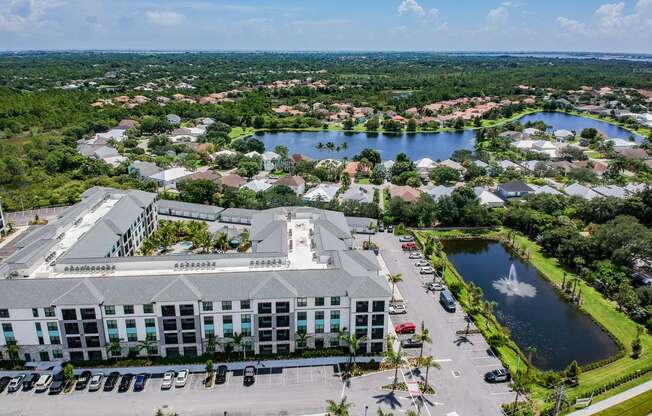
(296, 296, 340, 307)
(202, 299, 250, 312)
(1, 307, 56, 319)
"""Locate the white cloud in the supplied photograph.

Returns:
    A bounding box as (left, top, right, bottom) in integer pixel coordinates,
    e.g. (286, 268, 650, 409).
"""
(0, 0, 66, 33)
(556, 17, 587, 33)
(145, 10, 184, 27)
(487, 6, 509, 25)
(557, 0, 652, 37)
(398, 0, 425, 16)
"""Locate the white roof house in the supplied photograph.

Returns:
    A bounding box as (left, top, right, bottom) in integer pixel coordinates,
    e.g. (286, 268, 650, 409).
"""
(606, 138, 636, 151)
(554, 129, 575, 141)
(425, 185, 456, 201)
(148, 167, 193, 188)
(593, 185, 627, 198)
(94, 129, 126, 142)
(514, 140, 535, 150)
(523, 128, 543, 136)
(473, 187, 505, 208)
(473, 160, 489, 169)
(415, 158, 437, 178)
(241, 179, 272, 193)
(439, 159, 466, 173)
(529, 184, 562, 195)
(304, 184, 340, 203)
(498, 160, 523, 171)
(316, 159, 343, 169)
(532, 140, 558, 158)
(213, 150, 237, 159)
(244, 151, 261, 158)
(262, 151, 281, 171)
(101, 155, 127, 167)
(564, 183, 601, 200)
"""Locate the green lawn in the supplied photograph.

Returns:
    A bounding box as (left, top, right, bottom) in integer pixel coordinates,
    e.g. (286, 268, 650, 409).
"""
(228, 127, 254, 140)
(594, 389, 652, 416)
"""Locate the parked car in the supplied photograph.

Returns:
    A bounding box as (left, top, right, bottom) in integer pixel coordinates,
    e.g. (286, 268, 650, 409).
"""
(439, 290, 457, 312)
(414, 260, 429, 267)
(394, 322, 417, 334)
(387, 225, 394, 233)
(401, 242, 417, 251)
(0, 376, 12, 393)
(7, 374, 25, 393)
(378, 224, 385, 232)
(22, 373, 41, 391)
(103, 372, 120, 391)
(484, 368, 511, 383)
(401, 337, 424, 349)
(399, 235, 414, 242)
(175, 369, 189, 388)
(420, 267, 435, 275)
(161, 371, 175, 390)
(118, 373, 133, 392)
(34, 374, 53, 393)
(389, 303, 407, 314)
(88, 373, 104, 392)
(133, 374, 147, 391)
(243, 366, 256, 385)
(76, 370, 92, 390)
(408, 252, 423, 259)
(427, 282, 446, 291)
(49, 372, 66, 395)
(216, 365, 228, 384)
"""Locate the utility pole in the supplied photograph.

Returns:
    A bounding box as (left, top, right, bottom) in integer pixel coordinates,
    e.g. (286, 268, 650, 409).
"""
(553, 384, 565, 416)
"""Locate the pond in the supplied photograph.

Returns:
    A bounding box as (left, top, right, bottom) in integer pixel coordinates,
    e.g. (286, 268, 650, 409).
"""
(442, 239, 620, 371)
(256, 111, 642, 161)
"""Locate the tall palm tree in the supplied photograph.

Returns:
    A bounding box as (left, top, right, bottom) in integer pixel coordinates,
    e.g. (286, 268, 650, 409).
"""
(418, 355, 441, 391)
(296, 332, 311, 352)
(229, 332, 245, 359)
(105, 338, 123, 363)
(325, 396, 353, 416)
(238, 228, 251, 252)
(510, 371, 531, 414)
(387, 273, 403, 302)
(339, 332, 366, 376)
(137, 337, 157, 358)
(3, 340, 20, 367)
(205, 334, 217, 358)
(384, 345, 407, 390)
(192, 229, 213, 253)
(139, 237, 158, 256)
(213, 232, 229, 251)
(414, 321, 432, 361)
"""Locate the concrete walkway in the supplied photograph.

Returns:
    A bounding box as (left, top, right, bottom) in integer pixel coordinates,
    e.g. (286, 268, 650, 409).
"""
(567, 379, 652, 416)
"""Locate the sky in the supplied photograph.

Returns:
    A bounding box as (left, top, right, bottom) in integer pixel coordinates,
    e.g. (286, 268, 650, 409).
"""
(1, 0, 652, 53)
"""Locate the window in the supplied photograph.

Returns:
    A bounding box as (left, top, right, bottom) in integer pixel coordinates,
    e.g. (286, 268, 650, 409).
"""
(277, 343, 290, 353)
(315, 311, 325, 333)
(371, 328, 384, 340)
(330, 310, 341, 333)
(67, 336, 82, 349)
(276, 315, 290, 327)
(0, 309, 8, 318)
(203, 316, 214, 337)
(297, 311, 307, 333)
(44, 307, 55, 317)
(83, 322, 99, 334)
(258, 330, 273, 342)
(64, 322, 79, 335)
(221, 301, 232, 311)
(86, 336, 101, 347)
(164, 333, 178, 345)
(276, 302, 290, 313)
(355, 301, 368, 313)
(182, 332, 196, 344)
(161, 305, 176, 317)
(104, 305, 115, 315)
(330, 296, 340, 306)
(126, 319, 137, 342)
(179, 304, 194, 316)
(143, 303, 154, 314)
(372, 301, 385, 313)
(223, 315, 233, 337)
(297, 297, 307, 307)
(355, 315, 368, 327)
(123, 305, 134, 315)
(240, 300, 251, 310)
(202, 301, 213, 312)
(40, 351, 51, 361)
(241, 315, 252, 337)
(372, 314, 384, 326)
(61, 309, 77, 320)
(258, 316, 272, 329)
(80, 308, 96, 320)
(181, 318, 195, 331)
(32, 308, 39, 318)
(52, 350, 63, 359)
(355, 327, 367, 338)
(315, 297, 324, 306)
(258, 302, 272, 314)
(163, 319, 177, 331)
(276, 329, 290, 341)
(183, 346, 197, 357)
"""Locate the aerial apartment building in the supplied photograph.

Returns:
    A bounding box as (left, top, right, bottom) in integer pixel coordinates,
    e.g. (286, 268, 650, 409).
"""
(0, 188, 391, 363)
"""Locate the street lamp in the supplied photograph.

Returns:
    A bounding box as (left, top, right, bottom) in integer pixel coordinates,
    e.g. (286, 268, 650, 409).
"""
(364, 405, 368, 416)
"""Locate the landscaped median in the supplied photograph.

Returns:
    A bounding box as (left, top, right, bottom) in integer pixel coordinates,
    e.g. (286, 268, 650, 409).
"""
(413, 228, 652, 414)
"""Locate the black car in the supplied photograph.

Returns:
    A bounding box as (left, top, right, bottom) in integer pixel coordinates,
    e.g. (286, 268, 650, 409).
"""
(22, 373, 41, 391)
(243, 366, 256, 386)
(133, 374, 147, 392)
(216, 365, 228, 384)
(103, 371, 120, 392)
(400, 338, 423, 349)
(484, 368, 511, 383)
(118, 373, 133, 392)
(76, 370, 92, 390)
(49, 372, 66, 395)
(0, 376, 11, 393)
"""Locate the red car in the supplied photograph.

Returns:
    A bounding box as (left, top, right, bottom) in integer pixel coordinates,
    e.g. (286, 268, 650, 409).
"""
(401, 242, 417, 251)
(394, 322, 417, 334)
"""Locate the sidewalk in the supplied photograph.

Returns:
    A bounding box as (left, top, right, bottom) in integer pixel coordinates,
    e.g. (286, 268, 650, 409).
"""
(567, 379, 652, 416)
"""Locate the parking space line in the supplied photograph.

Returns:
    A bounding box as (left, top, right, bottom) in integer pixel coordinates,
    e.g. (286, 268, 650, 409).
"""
(475, 363, 501, 368)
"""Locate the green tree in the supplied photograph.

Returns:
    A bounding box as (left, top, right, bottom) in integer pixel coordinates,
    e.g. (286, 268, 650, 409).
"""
(414, 321, 432, 361)
(205, 334, 217, 357)
(339, 332, 366, 375)
(296, 331, 311, 352)
(365, 118, 380, 131)
(106, 338, 123, 362)
(205, 359, 214, 374)
(229, 332, 246, 359)
(325, 396, 353, 416)
(384, 344, 407, 390)
(429, 166, 461, 185)
(64, 363, 75, 383)
(387, 273, 403, 301)
(406, 118, 417, 132)
(418, 355, 441, 390)
(2, 340, 20, 367)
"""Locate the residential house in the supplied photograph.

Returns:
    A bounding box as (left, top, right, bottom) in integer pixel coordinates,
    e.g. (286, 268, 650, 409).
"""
(220, 174, 246, 189)
(343, 162, 369, 178)
(564, 183, 601, 200)
(439, 159, 467, 175)
(425, 185, 455, 201)
(262, 151, 281, 171)
(554, 129, 575, 142)
(616, 148, 649, 160)
(274, 176, 306, 194)
(166, 114, 181, 125)
(184, 170, 222, 185)
(304, 184, 340, 203)
(341, 185, 374, 204)
(128, 161, 162, 179)
(473, 187, 505, 208)
(497, 160, 523, 171)
(241, 179, 272, 193)
(415, 158, 437, 179)
(529, 184, 562, 195)
(497, 181, 534, 199)
(117, 119, 138, 130)
(523, 128, 543, 137)
(389, 186, 421, 203)
(607, 138, 636, 151)
(148, 167, 194, 189)
(593, 185, 627, 199)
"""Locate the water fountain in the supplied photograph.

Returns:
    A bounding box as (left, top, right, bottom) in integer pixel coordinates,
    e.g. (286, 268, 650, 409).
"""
(492, 263, 537, 298)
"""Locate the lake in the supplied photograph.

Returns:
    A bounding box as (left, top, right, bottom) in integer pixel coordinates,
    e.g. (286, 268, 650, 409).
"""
(442, 239, 619, 371)
(256, 111, 641, 160)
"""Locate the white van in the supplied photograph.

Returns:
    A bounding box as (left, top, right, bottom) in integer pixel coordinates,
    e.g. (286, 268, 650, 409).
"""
(34, 374, 53, 392)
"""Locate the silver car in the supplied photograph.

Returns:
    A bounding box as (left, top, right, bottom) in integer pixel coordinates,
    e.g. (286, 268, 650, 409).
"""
(88, 373, 104, 392)
(408, 252, 423, 259)
(420, 267, 435, 275)
(414, 260, 429, 267)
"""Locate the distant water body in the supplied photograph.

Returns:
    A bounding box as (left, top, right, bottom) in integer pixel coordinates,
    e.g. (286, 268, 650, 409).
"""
(257, 111, 641, 161)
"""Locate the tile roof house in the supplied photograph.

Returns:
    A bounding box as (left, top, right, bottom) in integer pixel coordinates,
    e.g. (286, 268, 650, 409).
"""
(389, 185, 421, 203)
(439, 159, 467, 174)
(220, 174, 246, 189)
(117, 119, 138, 130)
(184, 170, 222, 184)
(616, 148, 649, 160)
(274, 176, 306, 194)
(341, 185, 374, 204)
(343, 161, 369, 178)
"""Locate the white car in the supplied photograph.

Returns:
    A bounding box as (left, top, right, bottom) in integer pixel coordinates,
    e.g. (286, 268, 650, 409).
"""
(161, 371, 175, 390)
(389, 303, 407, 314)
(414, 260, 429, 267)
(88, 373, 104, 392)
(408, 252, 423, 259)
(175, 369, 189, 388)
(34, 374, 52, 393)
(420, 267, 435, 275)
(427, 282, 446, 291)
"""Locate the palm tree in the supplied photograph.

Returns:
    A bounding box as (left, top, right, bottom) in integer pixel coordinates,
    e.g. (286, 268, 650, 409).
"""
(418, 355, 441, 391)
(192, 229, 213, 253)
(526, 346, 537, 376)
(105, 338, 123, 363)
(387, 273, 403, 302)
(339, 332, 366, 376)
(139, 237, 159, 256)
(229, 332, 245, 359)
(3, 340, 20, 367)
(384, 345, 407, 390)
(137, 337, 157, 359)
(414, 321, 432, 361)
(238, 228, 251, 252)
(205, 334, 216, 358)
(510, 371, 531, 414)
(213, 232, 229, 251)
(325, 396, 353, 416)
(296, 332, 311, 352)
